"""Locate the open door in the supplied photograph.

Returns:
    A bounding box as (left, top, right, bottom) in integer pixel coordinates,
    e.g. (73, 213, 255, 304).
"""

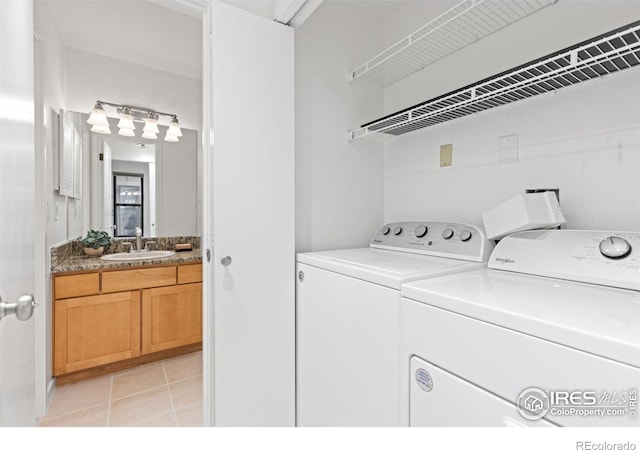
(0, 0, 37, 426)
(210, 2, 295, 426)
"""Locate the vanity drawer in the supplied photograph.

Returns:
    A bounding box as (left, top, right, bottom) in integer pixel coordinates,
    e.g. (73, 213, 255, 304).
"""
(102, 266, 177, 293)
(54, 273, 100, 299)
(178, 263, 202, 284)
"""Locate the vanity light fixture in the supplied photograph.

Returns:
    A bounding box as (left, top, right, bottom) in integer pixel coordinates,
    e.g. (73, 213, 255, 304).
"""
(91, 124, 111, 135)
(164, 116, 182, 142)
(87, 100, 182, 142)
(117, 107, 136, 137)
(87, 102, 109, 128)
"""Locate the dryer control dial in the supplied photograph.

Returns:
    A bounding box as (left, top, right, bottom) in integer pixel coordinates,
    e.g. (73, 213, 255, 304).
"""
(459, 230, 472, 242)
(393, 226, 403, 236)
(599, 236, 632, 259)
(442, 228, 454, 240)
(415, 225, 428, 238)
(381, 226, 391, 235)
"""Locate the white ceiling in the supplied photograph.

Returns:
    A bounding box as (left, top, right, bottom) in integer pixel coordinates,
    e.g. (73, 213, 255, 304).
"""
(224, 0, 290, 20)
(223, 0, 323, 26)
(42, 1, 203, 80)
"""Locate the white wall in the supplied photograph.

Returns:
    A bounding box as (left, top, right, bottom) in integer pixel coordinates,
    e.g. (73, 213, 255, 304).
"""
(295, 1, 386, 252)
(65, 48, 202, 130)
(35, 4, 69, 248)
(382, 1, 640, 232)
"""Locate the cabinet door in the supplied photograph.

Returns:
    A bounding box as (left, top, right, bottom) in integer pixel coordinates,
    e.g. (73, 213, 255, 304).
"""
(54, 291, 141, 375)
(142, 283, 202, 354)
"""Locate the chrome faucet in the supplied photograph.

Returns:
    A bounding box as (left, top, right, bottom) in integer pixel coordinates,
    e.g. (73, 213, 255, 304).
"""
(135, 227, 143, 252)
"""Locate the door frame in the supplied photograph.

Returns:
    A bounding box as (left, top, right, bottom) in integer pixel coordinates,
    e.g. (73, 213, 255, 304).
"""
(199, 0, 214, 427)
(34, 27, 48, 420)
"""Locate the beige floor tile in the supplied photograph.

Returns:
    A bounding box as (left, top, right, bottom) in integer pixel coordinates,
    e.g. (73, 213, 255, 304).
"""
(175, 402, 203, 427)
(164, 353, 202, 383)
(169, 375, 202, 409)
(46, 375, 112, 417)
(111, 364, 167, 400)
(129, 412, 177, 427)
(109, 385, 173, 427)
(38, 403, 109, 427)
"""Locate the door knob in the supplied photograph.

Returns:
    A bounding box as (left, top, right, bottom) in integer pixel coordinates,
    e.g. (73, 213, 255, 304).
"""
(0, 294, 38, 322)
(220, 256, 232, 267)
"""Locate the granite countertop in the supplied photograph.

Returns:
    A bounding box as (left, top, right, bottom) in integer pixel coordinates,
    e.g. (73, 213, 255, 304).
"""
(52, 250, 203, 273)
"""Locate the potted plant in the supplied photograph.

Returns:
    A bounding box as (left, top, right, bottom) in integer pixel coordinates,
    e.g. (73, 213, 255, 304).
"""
(81, 229, 112, 257)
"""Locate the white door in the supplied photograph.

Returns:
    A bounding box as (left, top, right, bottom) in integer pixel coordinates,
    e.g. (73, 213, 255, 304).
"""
(0, 0, 37, 426)
(211, 2, 295, 426)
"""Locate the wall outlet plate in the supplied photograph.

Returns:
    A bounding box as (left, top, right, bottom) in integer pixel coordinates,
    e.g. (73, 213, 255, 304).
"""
(499, 134, 518, 164)
(440, 144, 452, 167)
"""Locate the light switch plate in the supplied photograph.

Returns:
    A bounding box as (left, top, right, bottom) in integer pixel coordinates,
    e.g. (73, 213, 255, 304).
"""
(440, 144, 452, 167)
(499, 134, 518, 165)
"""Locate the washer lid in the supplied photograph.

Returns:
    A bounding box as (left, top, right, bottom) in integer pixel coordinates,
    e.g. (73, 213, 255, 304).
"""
(402, 269, 640, 368)
(297, 248, 482, 289)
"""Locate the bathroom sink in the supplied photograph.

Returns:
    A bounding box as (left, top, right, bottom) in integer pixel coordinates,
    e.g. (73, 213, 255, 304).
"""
(100, 250, 175, 261)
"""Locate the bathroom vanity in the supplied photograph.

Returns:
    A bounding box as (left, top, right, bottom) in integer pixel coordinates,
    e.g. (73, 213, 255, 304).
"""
(51, 247, 202, 384)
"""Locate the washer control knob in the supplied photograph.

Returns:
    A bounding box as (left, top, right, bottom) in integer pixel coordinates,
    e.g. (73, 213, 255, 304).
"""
(599, 236, 631, 259)
(415, 225, 428, 238)
(459, 230, 472, 242)
(381, 226, 391, 236)
(442, 228, 454, 240)
(393, 226, 403, 236)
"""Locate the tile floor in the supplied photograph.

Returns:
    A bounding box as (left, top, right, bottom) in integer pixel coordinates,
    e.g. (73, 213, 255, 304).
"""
(38, 351, 202, 427)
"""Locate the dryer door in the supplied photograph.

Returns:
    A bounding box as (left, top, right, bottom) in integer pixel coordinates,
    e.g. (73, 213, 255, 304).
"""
(410, 356, 557, 427)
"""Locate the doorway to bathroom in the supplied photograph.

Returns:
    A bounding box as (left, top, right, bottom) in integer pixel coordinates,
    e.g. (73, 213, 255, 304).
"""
(34, 0, 206, 427)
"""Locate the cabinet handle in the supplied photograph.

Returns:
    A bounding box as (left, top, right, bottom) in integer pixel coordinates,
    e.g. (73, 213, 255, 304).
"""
(220, 256, 232, 267)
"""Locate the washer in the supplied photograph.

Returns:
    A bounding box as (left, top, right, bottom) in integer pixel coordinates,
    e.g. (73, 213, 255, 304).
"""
(401, 229, 640, 427)
(296, 221, 494, 426)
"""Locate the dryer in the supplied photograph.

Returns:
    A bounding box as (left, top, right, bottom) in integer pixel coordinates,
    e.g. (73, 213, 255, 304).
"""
(296, 221, 493, 426)
(401, 229, 640, 427)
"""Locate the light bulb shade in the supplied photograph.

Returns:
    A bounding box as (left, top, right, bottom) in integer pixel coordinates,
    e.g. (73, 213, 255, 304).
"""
(117, 113, 135, 130)
(142, 131, 158, 140)
(118, 128, 135, 137)
(87, 103, 109, 127)
(166, 117, 183, 137)
(143, 116, 160, 134)
(164, 133, 179, 143)
(91, 124, 111, 135)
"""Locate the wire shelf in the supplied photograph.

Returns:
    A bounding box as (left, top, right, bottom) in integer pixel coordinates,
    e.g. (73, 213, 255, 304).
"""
(348, 20, 640, 141)
(348, 0, 557, 86)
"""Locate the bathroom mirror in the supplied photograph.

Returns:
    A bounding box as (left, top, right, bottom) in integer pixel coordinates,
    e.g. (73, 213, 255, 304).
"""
(75, 111, 199, 239)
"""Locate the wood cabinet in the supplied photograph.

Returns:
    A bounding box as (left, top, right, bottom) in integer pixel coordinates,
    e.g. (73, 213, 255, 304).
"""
(54, 291, 140, 375)
(53, 262, 202, 377)
(142, 283, 202, 354)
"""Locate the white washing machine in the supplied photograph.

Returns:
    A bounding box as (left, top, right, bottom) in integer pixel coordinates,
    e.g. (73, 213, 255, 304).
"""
(401, 229, 640, 427)
(296, 221, 494, 426)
